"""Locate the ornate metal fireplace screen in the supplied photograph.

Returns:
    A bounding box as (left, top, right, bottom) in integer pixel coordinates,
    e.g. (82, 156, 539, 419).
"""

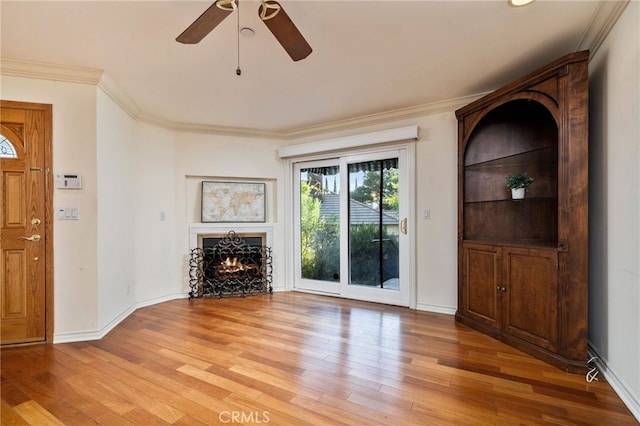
(189, 231, 273, 298)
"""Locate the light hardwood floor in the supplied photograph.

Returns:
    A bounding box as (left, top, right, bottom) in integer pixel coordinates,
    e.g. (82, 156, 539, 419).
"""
(1, 292, 637, 425)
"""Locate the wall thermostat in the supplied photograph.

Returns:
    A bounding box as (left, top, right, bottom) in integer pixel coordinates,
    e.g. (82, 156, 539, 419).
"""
(55, 173, 82, 189)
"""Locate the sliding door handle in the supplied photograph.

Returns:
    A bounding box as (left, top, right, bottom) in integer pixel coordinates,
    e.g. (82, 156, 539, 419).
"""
(400, 218, 407, 234)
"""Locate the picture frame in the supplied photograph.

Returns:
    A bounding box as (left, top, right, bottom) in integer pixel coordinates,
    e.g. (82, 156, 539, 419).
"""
(201, 181, 266, 223)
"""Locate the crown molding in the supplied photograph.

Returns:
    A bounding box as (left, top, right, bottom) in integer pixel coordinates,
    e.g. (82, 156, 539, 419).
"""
(133, 113, 282, 139)
(278, 125, 420, 159)
(0, 58, 103, 85)
(171, 120, 283, 139)
(97, 72, 141, 119)
(0, 56, 482, 139)
(280, 94, 486, 141)
(576, 0, 629, 54)
(137, 94, 481, 140)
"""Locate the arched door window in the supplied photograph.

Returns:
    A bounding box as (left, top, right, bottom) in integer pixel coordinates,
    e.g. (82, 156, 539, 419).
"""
(0, 134, 18, 158)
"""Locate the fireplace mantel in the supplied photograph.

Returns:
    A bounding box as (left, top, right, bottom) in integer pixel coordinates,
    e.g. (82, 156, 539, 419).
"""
(189, 224, 273, 250)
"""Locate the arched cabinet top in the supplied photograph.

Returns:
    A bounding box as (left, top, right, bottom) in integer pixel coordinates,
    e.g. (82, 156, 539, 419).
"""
(456, 50, 588, 119)
(460, 93, 559, 156)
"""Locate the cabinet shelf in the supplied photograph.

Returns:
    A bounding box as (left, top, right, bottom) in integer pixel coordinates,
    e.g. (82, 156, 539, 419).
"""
(463, 239, 558, 249)
(465, 146, 556, 170)
(463, 196, 557, 205)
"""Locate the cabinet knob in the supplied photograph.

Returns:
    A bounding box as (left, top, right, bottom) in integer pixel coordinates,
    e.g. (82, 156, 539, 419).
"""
(501, 287, 506, 292)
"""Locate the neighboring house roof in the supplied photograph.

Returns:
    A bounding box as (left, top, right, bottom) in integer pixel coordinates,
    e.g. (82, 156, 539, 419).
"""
(318, 192, 398, 225)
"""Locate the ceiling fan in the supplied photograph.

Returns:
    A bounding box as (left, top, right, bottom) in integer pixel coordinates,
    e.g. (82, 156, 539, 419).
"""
(176, 0, 312, 62)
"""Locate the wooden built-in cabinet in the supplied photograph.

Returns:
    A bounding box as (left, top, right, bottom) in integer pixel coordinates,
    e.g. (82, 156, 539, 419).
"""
(456, 51, 589, 372)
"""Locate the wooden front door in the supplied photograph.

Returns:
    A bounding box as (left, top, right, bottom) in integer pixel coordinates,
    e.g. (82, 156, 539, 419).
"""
(0, 100, 53, 344)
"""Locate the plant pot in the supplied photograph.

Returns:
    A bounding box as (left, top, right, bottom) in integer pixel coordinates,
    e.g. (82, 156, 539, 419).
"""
(511, 188, 525, 199)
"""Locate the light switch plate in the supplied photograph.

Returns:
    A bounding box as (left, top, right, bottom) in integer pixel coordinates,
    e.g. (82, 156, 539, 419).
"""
(56, 207, 79, 220)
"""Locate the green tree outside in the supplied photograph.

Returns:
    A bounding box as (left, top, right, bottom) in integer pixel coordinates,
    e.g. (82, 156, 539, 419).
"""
(300, 180, 340, 281)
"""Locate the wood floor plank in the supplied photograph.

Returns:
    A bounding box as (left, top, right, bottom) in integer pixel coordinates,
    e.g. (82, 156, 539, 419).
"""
(177, 364, 264, 401)
(226, 393, 333, 426)
(80, 365, 186, 424)
(64, 374, 137, 416)
(12, 401, 64, 426)
(33, 371, 135, 425)
(1, 400, 29, 426)
(1, 293, 637, 425)
(2, 367, 98, 425)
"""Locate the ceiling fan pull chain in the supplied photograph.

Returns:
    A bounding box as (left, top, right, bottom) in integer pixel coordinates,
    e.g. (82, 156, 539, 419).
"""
(236, 0, 242, 76)
(259, 0, 281, 21)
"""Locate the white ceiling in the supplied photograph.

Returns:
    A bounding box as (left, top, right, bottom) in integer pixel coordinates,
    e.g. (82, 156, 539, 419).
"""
(0, 1, 619, 137)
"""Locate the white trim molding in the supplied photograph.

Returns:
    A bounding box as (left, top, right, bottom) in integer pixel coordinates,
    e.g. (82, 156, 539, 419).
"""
(189, 224, 274, 251)
(278, 125, 420, 159)
(0, 58, 103, 85)
(588, 344, 640, 422)
(53, 293, 188, 343)
(415, 303, 457, 316)
(577, 0, 630, 54)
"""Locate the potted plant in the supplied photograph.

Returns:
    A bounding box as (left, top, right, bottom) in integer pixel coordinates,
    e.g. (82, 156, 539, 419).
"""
(505, 173, 534, 199)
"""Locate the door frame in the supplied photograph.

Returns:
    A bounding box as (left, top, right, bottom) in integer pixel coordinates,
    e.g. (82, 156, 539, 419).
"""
(339, 150, 410, 306)
(287, 142, 416, 308)
(1, 100, 54, 344)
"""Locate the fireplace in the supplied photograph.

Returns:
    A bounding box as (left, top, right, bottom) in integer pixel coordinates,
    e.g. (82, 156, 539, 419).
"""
(188, 230, 273, 298)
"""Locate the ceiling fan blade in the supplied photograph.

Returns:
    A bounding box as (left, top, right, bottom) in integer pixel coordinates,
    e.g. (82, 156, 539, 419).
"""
(258, 1, 312, 61)
(176, 1, 234, 44)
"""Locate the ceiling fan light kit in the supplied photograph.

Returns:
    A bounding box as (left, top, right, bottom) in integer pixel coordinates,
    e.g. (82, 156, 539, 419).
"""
(216, 0, 237, 12)
(176, 0, 312, 62)
(259, 0, 281, 21)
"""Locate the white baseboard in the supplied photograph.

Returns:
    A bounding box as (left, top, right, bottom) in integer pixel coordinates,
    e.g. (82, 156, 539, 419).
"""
(53, 293, 188, 344)
(415, 303, 456, 315)
(588, 344, 640, 422)
(135, 292, 189, 309)
(53, 305, 136, 343)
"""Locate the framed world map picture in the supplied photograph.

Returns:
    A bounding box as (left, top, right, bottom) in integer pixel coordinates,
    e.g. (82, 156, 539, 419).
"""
(201, 181, 266, 223)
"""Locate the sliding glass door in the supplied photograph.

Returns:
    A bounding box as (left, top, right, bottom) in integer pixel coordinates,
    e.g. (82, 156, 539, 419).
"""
(293, 149, 410, 306)
(294, 159, 341, 294)
(348, 158, 399, 287)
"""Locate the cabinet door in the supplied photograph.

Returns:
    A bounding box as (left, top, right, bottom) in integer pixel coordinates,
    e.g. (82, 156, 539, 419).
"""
(502, 247, 558, 351)
(462, 243, 502, 328)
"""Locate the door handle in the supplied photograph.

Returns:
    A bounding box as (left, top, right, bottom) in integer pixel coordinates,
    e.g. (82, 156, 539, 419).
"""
(19, 234, 41, 242)
(400, 218, 407, 235)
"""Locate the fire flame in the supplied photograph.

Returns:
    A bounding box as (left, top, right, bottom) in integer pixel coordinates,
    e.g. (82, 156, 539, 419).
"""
(218, 257, 259, 275)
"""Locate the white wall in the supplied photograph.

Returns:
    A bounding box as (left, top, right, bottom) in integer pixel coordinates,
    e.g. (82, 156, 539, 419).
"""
(96, 89, 136, 327)
(588, 1, 640, 417)
(133, 122, 179, 304)
(413, 112, 458, 312)
(1, 76, 100, 337)
(173, 132, 287, 293)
